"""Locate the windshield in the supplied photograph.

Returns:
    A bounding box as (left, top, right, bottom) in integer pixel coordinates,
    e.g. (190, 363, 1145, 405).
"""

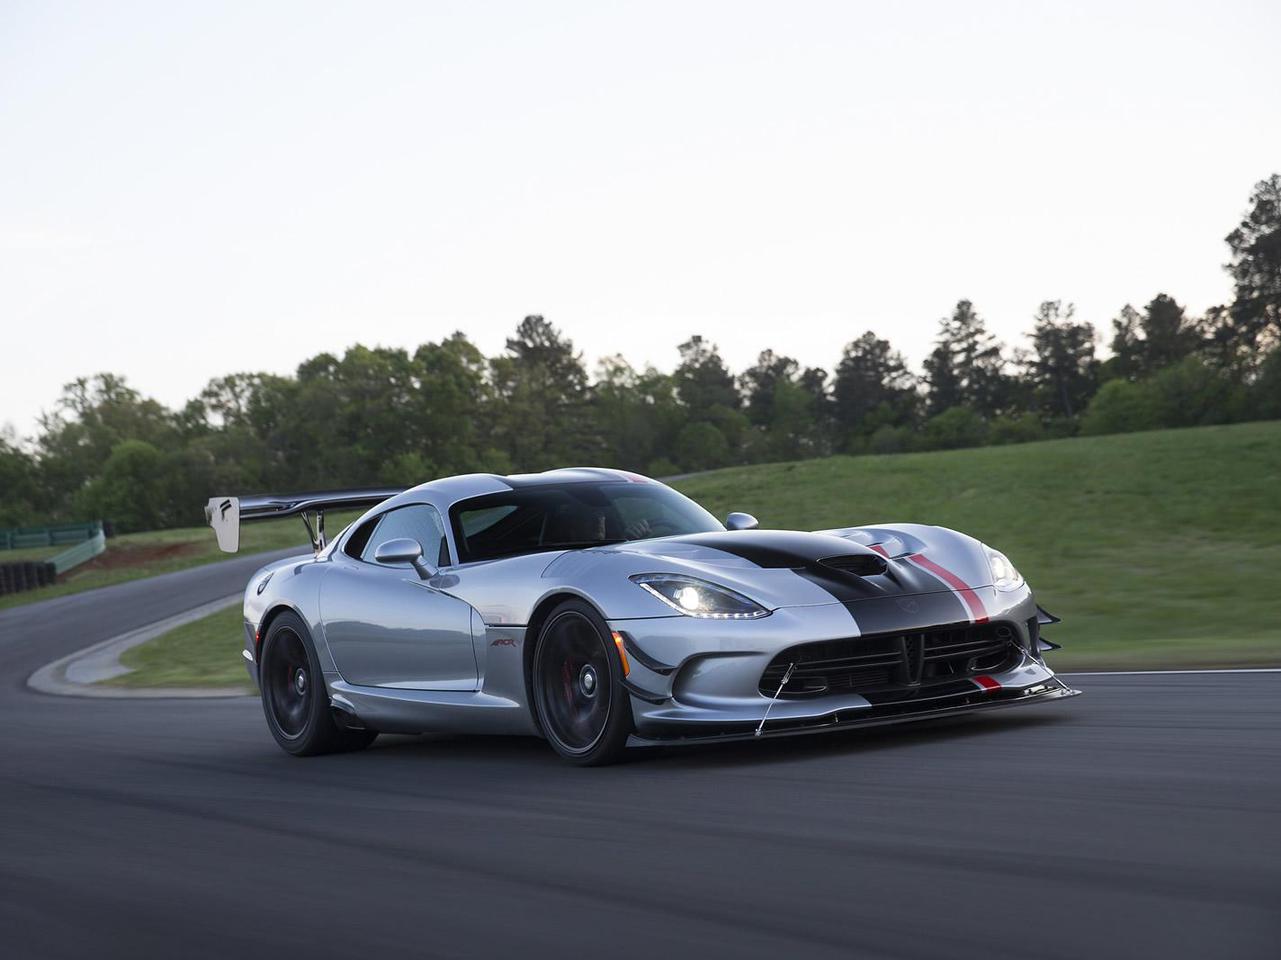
(450, 482, 723, 563)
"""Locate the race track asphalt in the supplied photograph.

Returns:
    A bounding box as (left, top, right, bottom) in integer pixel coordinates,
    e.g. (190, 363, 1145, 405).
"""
(0, 554, 1278, 959)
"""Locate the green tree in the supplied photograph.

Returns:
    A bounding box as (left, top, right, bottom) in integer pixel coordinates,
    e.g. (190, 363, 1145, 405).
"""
(590, 356, 686, 472)
(671, 335, 743, 467)
(75, 440, 173, 532)
(1147, 356, 1245, 427)
(673, 421, 730, 471)
(797, 366, 834, 455)
(921, 406, 988, 450)
(923, 301, 1011, 417)
(674, 335, 739, 415)
(866, 425, 915, 454)
(989, 413, 1046, 445)
(1104, 304, 1144, 382)
(0, 431, 41, 526)
(1102, 295, 1202, 381)
(739, 352, 832, 461)
(1197, 305, 1248, 371)
(1025, 301, 1097, 420)
(741, 350, 799, 426)
(36, 373, 181, 518)
(489, 315, 591, 471)
(1250, 348, 1281, 418)
(1225, 173, 1281, 356)
(1139, 294, 1200, 373)
(832, 332, 917, 447)
(1080, 379, 1158, 435)
(411, 333, 497, 476)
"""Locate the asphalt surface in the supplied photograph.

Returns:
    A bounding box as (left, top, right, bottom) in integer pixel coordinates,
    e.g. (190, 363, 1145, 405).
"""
(1, 555, 1278, 959)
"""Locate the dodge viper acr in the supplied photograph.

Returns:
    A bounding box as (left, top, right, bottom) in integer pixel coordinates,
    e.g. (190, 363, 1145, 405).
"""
(205, 468, 1077, 765)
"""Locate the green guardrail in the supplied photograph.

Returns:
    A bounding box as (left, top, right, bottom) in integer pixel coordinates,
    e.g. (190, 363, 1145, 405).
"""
(0, 521, 103, 551)
(51, 529, 107, 574)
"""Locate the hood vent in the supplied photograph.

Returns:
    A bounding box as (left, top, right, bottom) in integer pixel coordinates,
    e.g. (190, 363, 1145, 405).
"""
(819, 554, 888, 578)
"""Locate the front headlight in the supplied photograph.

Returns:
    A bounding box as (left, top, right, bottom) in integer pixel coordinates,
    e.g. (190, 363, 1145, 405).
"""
(630, 574, 770, 619)
(985, 546, 1025, 592)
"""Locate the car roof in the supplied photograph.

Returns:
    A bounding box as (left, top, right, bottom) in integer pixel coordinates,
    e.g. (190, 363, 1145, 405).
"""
(331, 467, 675, 558)
(382, 467, 660, 513)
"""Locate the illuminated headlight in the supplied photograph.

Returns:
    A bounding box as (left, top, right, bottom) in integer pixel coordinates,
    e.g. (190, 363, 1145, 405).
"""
(985, 546, 1025, 592)
(630, 574, 770, 619)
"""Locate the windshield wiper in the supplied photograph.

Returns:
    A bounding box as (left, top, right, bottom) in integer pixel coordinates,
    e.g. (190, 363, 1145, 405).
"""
(539, 539, 627, 550)
(470, 539, 627, 562)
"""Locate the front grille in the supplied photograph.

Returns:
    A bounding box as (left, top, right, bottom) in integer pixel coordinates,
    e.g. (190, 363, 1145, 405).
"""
(759, 623, 1020, 698)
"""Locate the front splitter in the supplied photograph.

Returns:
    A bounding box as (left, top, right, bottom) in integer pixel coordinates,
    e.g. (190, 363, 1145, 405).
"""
(627, 683, 1080, 747)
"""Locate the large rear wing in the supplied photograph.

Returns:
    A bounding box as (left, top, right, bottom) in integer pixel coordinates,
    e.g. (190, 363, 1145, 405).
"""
(204, 488, 404, 554)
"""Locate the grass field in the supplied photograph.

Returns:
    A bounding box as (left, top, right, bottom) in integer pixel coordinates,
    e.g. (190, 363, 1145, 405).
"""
(105, 605, 251, 690)
(0, 511, 359, 612)
(100, 420, 1280, 688)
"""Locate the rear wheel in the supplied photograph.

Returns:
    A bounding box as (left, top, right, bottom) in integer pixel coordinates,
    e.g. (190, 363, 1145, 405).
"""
(532, 600, 632, 766)
(259, 611, 377, 756)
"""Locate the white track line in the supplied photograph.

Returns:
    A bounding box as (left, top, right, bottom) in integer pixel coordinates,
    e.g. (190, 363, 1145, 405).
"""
(1063, 667, 1281, 676)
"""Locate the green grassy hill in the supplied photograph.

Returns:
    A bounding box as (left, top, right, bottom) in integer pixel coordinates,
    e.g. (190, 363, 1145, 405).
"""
(675, 421, 1281, 669)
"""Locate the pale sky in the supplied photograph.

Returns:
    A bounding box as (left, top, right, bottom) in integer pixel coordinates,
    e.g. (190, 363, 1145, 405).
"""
(2, 0, 1278, 436)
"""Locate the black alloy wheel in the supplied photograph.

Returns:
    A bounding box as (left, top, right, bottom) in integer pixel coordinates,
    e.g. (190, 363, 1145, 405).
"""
(259, 611, 377, 757)
(532, 600, 632, 765)
(263, 626, 311, 739)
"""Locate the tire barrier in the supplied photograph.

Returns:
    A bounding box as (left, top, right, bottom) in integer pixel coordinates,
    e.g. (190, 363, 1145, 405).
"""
(0, 561, 57, 597)
(0, 521, 108, 598)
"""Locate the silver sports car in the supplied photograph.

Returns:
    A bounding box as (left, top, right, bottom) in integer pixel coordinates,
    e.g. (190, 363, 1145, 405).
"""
(206, 468, 1077, 765)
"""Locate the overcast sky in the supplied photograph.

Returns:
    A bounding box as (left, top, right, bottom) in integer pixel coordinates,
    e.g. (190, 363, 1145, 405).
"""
(2, 0, 1278, 436)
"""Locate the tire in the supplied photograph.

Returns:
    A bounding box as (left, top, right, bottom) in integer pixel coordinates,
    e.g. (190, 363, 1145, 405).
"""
(259, 611, 377, 757)
(531, 599, 633, 766)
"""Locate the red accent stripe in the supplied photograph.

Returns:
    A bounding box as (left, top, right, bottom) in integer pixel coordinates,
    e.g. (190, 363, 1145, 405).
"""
(973, 674, 1000, 691)
(907, 553, 990, 623)
(869, 543, 890, 558)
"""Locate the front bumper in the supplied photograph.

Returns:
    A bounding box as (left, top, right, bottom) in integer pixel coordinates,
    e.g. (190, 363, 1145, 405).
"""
(611, 595, 1078, 742)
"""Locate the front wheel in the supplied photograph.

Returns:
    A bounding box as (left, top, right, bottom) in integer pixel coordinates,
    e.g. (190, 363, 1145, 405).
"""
(259, 611, 377, 756)
(531, 600, 633, 766)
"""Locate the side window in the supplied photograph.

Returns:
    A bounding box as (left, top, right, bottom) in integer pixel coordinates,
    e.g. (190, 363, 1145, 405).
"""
(360, 505, 450, 567)
(344, 515, 380, 559)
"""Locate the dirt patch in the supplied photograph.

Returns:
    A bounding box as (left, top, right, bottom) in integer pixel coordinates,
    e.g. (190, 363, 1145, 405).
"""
(61, 541, 202, 580)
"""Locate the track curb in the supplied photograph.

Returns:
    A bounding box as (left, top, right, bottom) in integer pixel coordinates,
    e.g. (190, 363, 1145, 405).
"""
(27, 593, 252, 698)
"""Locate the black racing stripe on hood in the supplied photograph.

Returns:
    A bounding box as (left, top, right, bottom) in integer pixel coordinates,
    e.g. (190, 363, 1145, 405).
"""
(670, 530, 869, 568)
(841, 592, 971, 636)
(669, 531, 945, 592)
(668, 531, 971, 621)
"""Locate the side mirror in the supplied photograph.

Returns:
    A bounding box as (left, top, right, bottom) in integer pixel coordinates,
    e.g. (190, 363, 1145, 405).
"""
(726, 512, 759, 531)
(373, 537, 437, 580)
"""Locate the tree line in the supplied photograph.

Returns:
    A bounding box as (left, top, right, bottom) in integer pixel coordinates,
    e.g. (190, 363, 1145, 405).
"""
(2, 174, 1279, 532)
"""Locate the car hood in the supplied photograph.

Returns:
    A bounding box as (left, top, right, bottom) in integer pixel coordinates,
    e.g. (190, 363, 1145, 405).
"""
(602, 527, 994, 610)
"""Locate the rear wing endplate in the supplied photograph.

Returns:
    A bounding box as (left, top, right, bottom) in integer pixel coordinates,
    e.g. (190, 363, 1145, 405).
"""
(204, 488, 404, 554)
